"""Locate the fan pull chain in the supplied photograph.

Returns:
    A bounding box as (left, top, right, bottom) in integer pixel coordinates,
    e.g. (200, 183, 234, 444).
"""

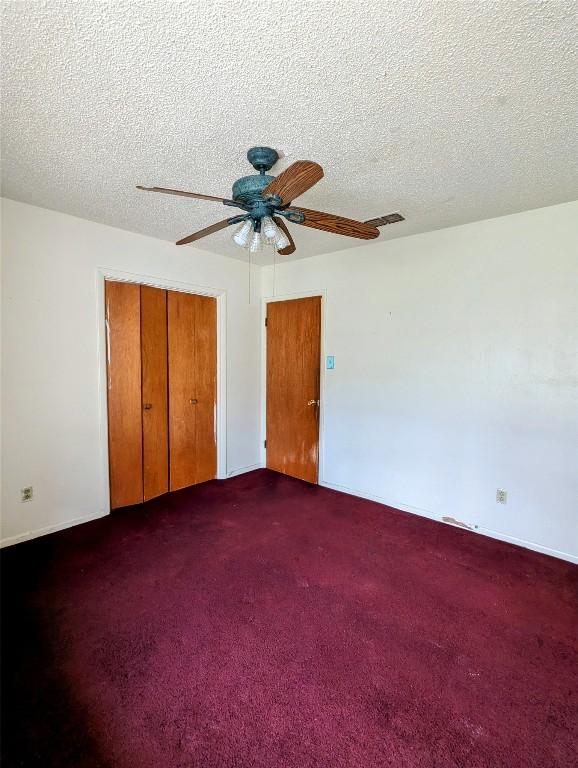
(248, 243, 252, 305)
(273, 241, 277, 298)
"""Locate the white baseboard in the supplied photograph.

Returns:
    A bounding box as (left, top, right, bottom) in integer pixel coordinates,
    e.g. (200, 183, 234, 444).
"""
(226, 463, 264, 478)
(319, 479, 578, 565)
(0, 467, 266, 548)
(0, 510, 108, 549)
(474, 525, 578, 565)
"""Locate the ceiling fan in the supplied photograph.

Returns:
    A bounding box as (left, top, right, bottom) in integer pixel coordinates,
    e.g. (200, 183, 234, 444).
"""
(137, 146, 380, 256)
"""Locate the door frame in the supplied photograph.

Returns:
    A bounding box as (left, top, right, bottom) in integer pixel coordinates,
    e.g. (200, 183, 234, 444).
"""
(96, 267, 228, 514)
(261, 289, 327, 483)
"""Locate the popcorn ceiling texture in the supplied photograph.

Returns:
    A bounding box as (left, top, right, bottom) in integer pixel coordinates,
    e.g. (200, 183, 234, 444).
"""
(2, 0, 578, 263)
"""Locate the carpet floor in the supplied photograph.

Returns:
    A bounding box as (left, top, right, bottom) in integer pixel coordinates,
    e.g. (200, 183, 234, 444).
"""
(1, 469, 577, 768)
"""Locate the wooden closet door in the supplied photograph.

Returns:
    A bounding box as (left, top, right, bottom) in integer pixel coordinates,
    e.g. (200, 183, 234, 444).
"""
(168, 291, 217, 491)
(105, 280, 143, 508)
(266, 297, 321, 483)
(193, 295, 218, 484)
(140, 286, 169, 501)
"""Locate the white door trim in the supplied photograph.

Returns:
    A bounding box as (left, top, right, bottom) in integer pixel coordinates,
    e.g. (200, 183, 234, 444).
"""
(261, 289, 327, 482)
(96, 267, 228, 515)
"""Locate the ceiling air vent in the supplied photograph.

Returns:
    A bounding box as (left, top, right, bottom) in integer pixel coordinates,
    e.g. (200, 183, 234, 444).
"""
(364, 212, 405, 227)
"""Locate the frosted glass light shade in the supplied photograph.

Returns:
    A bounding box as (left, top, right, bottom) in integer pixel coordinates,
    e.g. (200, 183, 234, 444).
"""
(232, 220, 252, 248)
(275, 228, 291, 251)
(261, 216, 280, 244)
(249, 230, 263, 253)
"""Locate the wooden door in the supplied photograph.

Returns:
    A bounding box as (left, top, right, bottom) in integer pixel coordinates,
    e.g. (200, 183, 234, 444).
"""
(105, 280, 143, 508)
(140, 286, 169, 501)
(266, 297, 321, 483)
(168, 291, 217, 490)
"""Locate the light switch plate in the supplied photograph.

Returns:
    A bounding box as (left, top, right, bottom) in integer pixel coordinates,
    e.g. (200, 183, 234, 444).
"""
(326, 355, 335, 370)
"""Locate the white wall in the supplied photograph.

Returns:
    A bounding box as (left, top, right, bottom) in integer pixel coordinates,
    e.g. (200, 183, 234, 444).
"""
(1, 198, 262, 545)
(262, 201, 578, 562)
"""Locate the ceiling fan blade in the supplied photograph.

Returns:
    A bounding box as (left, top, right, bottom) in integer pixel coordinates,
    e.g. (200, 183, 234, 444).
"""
(273, 217, 296, 255)
(287, 207, 379, 240)
(176, 218, 234, 245)
(261, 161, 323, 204)
(137, 186, 236, 205)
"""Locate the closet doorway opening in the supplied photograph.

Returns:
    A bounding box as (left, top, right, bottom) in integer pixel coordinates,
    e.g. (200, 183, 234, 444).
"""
(101, 274, 225, 510)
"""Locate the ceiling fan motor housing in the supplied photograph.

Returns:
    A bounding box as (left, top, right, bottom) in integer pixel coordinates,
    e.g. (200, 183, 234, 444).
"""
(230, 175, 304, 225)
(232, 174, 275, 205)
(232, 147, 306, 224)
(225, 147, 308, 225)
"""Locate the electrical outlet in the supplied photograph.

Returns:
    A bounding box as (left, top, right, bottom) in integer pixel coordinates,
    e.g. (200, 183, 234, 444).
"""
(496, 489, 507, 505)
(21, 486, 33, 502)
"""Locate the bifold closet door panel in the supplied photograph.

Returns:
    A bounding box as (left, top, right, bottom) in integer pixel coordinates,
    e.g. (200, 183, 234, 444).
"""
(168, 291, 196, 491)
(105, 280, 143, 509)
(141, 285, 169, 501)
(193, 295, 218, 484)
(168, 291, 217, 491)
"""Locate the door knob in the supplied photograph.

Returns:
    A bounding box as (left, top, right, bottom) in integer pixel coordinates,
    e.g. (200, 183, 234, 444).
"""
(143, 403, 152, 410)
(190, 398, 198, 405)
(307, 399, 319, 406)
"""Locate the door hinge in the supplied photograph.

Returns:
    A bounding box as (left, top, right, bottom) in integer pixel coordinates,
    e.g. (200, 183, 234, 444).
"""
(264, 439, 267, 448)
(265, 317, 268, 327)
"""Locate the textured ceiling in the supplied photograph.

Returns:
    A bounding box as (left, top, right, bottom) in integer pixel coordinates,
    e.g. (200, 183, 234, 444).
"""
(2, 0, 577, 264)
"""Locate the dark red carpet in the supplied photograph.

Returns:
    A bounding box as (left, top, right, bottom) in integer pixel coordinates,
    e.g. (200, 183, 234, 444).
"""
(2, 469, 577, 767)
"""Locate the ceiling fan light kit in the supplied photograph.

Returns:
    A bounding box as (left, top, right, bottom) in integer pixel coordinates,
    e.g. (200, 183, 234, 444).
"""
(137, 146, 383, 257)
